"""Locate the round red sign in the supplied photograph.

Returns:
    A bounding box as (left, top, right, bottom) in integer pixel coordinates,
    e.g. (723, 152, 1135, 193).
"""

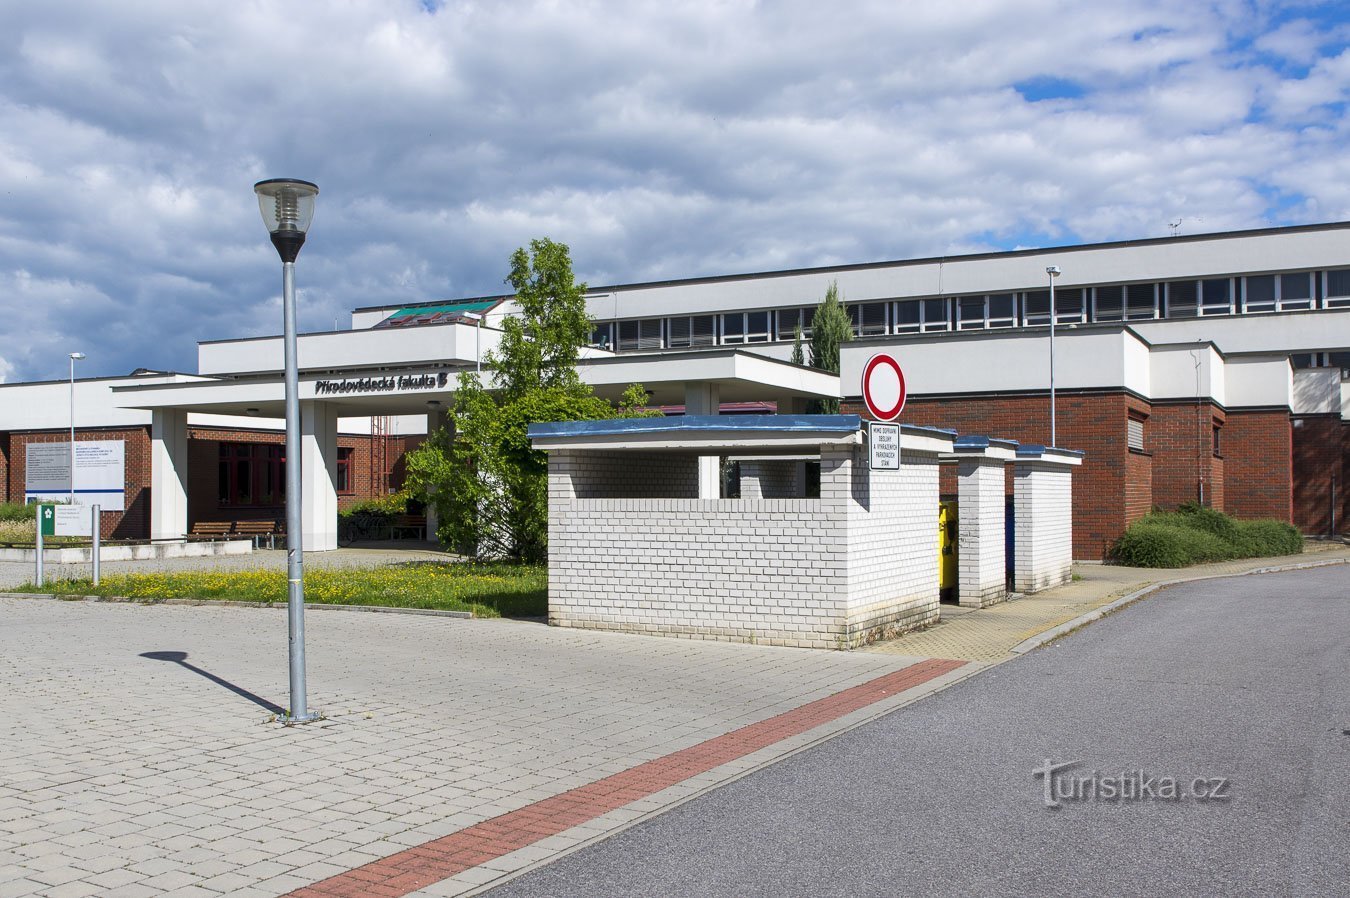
(861, 353, 906, 421)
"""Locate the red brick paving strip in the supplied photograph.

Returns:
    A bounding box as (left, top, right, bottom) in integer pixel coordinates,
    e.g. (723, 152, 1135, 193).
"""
(285, 657, 967, 898)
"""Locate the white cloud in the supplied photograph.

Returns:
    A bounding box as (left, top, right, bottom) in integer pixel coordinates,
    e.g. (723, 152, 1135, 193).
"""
(0, 0, 1347, 381)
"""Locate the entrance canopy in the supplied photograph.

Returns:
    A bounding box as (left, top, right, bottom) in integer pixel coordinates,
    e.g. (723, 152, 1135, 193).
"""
(112, 349, 839, 417)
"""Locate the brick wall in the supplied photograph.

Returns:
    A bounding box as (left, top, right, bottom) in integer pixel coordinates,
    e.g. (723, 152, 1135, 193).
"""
(5, 427, 152, 539)
(545, 441, 945, 650)
(1223, 410, 1294, 522)
(1150, 401, 1225, 510)
(1013, 462, 1074, 593)
(849, 393, 1114, 559)
(186, 427, 415, 527)
(1292, 415, 1348, 536)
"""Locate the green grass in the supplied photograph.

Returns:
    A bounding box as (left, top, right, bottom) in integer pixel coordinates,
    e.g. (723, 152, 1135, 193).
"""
(1111, 504, 1303, 568)
(17, 562, 548, 618)
(0, 502, 34, 523)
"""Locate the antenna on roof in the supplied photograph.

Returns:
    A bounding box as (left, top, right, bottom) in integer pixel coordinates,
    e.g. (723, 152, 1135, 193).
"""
(1169, 217, 1203, 237)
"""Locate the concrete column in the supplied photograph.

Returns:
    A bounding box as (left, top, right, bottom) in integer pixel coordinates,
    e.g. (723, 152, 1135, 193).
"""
(740, 462, 764, 499)
(777, 395, 807, 415)
(956, 456, 1007, 608)
(301, 401, 339, 552)
(424, 406, 449, 542)
(150, 408, 188, 541)
(1012, 447, 1081, 593)
(685, 382, 720, 498)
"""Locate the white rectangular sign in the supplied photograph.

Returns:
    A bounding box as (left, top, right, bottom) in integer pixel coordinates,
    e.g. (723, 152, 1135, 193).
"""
(54, 505, 94, 537)
(869, 422, 900, 470)
(25, 440, 126, 509)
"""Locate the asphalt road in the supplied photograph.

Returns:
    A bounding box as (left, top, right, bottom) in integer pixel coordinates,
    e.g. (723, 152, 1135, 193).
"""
(488, 565, 1350, 898)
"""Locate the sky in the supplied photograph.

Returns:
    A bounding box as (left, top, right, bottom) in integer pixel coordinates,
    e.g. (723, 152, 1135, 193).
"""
(2, 0, 1349, 383)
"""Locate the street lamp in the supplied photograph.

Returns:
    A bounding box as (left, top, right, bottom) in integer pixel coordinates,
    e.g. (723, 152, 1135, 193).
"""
(254, 177, 320, 725)
(1046, 266, 1061, 447)
(68, 352, 85, 504)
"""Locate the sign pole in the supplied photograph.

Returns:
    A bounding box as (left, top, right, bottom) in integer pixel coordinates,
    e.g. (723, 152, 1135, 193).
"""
(91, 505, 101, 587)
(35, 504, 44, 588)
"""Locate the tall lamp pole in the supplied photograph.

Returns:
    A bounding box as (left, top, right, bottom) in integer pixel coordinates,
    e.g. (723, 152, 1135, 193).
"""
(68, 352, 85, 503)
(254, 178, 320, 725)
(1046, 266, 1061, 447)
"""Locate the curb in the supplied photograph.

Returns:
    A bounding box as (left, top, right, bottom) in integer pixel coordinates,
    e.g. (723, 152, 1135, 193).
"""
(0, 592, 474, 619)
(1009, 555, 1350, 655)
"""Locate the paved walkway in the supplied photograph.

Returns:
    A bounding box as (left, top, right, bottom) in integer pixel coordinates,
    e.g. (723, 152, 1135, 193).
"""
(0, 598, 970, 898)
(863, 541, 1350, 662)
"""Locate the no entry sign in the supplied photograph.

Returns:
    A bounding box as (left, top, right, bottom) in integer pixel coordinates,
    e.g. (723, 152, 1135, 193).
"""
(861, 353, 906, 421)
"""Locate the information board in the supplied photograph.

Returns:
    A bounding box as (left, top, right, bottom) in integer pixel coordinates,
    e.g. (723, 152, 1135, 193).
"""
(869, 422, 900, 470)
(25, 441, 125, 509)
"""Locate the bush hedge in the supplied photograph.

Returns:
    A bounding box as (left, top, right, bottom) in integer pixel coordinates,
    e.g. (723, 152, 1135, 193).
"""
(1111, 503, 1302, 568)
(0, 502, 34, 523)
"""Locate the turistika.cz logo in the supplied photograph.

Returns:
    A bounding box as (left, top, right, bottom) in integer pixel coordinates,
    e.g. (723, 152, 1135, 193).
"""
(1032, 760, 1233, 808)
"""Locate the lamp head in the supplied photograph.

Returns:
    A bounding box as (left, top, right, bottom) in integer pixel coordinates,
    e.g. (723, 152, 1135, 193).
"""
(254, 178, 318, 262)
(1046, 265, 1062, 277)
(69, 352, 86, 361)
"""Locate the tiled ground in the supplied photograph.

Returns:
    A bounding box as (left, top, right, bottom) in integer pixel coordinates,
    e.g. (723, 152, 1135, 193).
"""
(0, 597, 958, 898)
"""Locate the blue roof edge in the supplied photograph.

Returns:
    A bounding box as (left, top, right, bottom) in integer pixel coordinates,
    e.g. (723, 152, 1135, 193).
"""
(528, 414, 863, 439)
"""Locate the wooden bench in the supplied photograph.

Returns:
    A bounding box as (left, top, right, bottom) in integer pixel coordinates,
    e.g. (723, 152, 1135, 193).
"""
(187, 521, 233, 541)
(391, 514, 427, 540)
(234, 520, 281, 549)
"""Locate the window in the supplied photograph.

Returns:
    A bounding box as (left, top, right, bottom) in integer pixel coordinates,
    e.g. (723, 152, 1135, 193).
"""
(1244, 275, 1276, 313)
(957, 296, 986, 330)
(617, 318, 663, 351)
(1127, 417, 1146, 452)
(1200, 279, 1233, 315)
(1212, 423, 1222, 457)
(987, 293, 1016, 327)
(893, 298, 948, 333)
(1165, 281, 1198, 318)
(852, 302, 888, 336)
(776, 307, 814, 340)
(336, 447, 354, 493)
(589, 322, 614, 349)
(1125, 283, 1158, 319)
(1093, 285, 1124, 321)
(1023, 289, 1051, 326)
(1278, 273, 1313, 310)
(666, 315, 717, 348)
(1326, 269, 1350, 308)
(1054, 287, 1086, 324)
(219, 444, 284, 507)
(720, 313, 745, 343)
(745, 310, 770, 342)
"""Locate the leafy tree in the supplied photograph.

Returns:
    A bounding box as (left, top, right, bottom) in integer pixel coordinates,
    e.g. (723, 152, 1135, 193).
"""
(405, 238, 647, 562)
(790, 324, 806, 366)
(808, 280, 852, 413)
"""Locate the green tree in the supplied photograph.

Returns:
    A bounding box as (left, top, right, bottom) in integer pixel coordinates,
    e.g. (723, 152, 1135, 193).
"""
(808, 281, 852, 413)
(790, 324, 806, 366)
(405, 238, 644, 562)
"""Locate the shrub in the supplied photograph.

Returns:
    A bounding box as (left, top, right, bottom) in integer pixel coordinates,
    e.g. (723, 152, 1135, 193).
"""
(1111, 505, 1303, 568)
(337, 491, 409, 523)
(0, 501, 35, 523)
(1234, 520, 1303, 558)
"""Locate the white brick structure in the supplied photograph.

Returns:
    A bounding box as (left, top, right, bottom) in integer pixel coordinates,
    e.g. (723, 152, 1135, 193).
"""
(532, 417, 954, 649)
(1012, 446, 1083, 593)
(947, 436, 1018, 608)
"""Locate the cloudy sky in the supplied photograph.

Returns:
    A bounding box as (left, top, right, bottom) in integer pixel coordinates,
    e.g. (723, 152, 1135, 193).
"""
(2, 0, 1348, 383)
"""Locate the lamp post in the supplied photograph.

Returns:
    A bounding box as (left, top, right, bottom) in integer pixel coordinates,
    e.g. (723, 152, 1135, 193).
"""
(68, 352, 85, 504)
(254, 177, 320, 725)
(1045, 266, 1061, 447)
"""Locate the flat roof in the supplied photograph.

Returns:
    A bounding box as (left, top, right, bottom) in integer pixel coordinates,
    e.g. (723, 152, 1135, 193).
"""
(355, 219, 1350, 315)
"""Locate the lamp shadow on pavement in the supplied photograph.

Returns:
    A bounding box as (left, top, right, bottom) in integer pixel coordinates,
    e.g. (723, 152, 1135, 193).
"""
(139, 651, 287, 715)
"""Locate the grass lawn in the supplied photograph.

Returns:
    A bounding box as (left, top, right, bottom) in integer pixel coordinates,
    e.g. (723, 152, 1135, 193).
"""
(16, 562, 548, 618)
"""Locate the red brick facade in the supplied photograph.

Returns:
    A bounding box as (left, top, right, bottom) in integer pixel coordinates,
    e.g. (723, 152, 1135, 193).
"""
(1292, 415, 1349, 536)
(1, 425, 420, 539)
(4, 427, 154, 539)
(848, 389, 1315, 560)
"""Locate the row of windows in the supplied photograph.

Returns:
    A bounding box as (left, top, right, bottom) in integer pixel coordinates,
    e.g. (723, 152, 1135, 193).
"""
(591, 269, 1350, 351)
(217, 444, 354, 507)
